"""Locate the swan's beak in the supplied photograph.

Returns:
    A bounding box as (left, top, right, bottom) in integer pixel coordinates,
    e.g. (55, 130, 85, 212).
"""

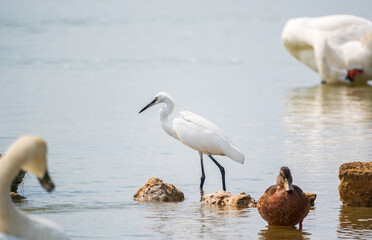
(284, 178, 294, 192)
(139, 98, 157, 114)
(38, 170, 55, 192)
(346, 69, 364, 82)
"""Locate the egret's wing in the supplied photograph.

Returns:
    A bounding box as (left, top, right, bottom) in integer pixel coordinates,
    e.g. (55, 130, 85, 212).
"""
(173, 115, 224, 155)
(178, 111, 231, 140)
(173, 111, 244, 164)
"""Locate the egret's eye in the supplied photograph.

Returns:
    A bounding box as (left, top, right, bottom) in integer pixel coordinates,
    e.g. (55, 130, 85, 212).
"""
(154, 97, 158, 101)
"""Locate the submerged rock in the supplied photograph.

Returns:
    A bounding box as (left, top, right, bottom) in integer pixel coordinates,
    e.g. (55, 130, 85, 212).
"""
(134, 177, 184, 202)
(202, 190, 257, 208)
(304, 192, 317, 206)
(338, 161, 372, 207)
(0, 154, 26, 202)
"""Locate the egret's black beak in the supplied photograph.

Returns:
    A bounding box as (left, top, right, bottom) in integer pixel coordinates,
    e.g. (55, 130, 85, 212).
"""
(38, 170, 55, 192)
(139, 99, 157, 114)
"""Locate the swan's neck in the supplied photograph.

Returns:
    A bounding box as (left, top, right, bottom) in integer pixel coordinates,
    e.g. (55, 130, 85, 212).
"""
(362, 29, 372, 52)
(315, 37, 347, 81)
(0, 152, 26, 233)
(159, 98, 179, 140)
(0, 152, 23, 195)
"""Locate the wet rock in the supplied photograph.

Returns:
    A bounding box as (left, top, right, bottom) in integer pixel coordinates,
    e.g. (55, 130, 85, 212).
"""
(304, 192, 317, 206)
(202, 190, 257, 208)
(10, 192, 26, 203)
(11, 170, 26, 193)
(338, 161, 372, 207)
(133, 177, 184, 202)
(0, 154, 26, 201)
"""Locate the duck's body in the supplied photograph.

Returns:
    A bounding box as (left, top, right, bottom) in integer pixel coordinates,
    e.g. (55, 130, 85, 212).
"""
(139, 92, 244, 191)
(257, 185, 310, 226)
(257, 167, 310, 227)
(0, 136, 69, 240)
(282, 15, 372, 83)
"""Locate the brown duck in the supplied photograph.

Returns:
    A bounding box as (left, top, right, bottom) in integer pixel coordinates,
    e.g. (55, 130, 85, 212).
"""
(257, 167, 310, 228)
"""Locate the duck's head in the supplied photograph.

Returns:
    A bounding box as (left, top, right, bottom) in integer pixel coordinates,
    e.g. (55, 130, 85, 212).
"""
(138, 92, 173, 113)
(8, 135, 55, 192)
(276, 166, 294, 192)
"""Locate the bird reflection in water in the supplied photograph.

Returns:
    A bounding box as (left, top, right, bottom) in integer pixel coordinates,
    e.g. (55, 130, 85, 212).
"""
(258, 225, 311, 240)
(285, 84, 372, 130)
(143, 202, 252, 239)
(284, 84, 372, 171)
(281, 83, 372, 239)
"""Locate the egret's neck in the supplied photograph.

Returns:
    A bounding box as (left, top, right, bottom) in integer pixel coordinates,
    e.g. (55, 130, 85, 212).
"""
(158, 98, 179, 140)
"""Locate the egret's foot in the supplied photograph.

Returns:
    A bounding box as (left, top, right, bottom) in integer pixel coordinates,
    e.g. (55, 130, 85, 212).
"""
(200, 176, 205, 190)
(200, 188, 205, 201)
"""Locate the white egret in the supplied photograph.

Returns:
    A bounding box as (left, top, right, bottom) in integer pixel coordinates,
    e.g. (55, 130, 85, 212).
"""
(0, 136, 69, 240)
(139, 92, 244, 191)
(282, 15, 372, 84)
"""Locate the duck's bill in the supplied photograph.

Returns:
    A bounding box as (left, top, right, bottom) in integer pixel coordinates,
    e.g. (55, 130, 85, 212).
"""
(139, 99, 157, 114)
(284, 179, 294, 192)
(38, 170, 55, 192)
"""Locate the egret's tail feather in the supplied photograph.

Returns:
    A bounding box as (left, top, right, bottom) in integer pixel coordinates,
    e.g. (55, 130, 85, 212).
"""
(224, 144, 244, 164)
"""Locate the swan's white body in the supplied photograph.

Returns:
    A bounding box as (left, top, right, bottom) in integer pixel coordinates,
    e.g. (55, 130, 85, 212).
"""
(282, 15, 372, 83)
(0, 136, 69, 240)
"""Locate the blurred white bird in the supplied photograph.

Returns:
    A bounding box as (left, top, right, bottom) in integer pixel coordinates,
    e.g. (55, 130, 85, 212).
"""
(139, 92, 244, 191)
(282, 15, 372, 84)
(0, 136, 69, 240)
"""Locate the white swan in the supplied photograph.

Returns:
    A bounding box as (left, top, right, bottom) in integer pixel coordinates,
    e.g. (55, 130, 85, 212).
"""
(282, 15, 372, 84)
(0, 136, 69, 240)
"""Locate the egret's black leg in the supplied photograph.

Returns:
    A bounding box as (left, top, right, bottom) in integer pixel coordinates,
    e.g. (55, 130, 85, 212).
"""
(208, 154, 226, 191)
(200, 153, 206, 190)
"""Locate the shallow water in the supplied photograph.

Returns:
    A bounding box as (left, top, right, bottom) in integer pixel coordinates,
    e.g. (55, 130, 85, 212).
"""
(1, 0, 372, 239)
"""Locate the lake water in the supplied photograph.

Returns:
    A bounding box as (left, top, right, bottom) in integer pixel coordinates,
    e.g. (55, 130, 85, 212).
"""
(1, 0, 372, 239)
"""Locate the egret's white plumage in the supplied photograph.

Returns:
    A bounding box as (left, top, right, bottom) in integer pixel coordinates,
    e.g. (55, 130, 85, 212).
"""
(139, 92, 244, 191)
(282, 15, 372, 83)
(174, 111, 244, 164)
(0, 136, 69, 240)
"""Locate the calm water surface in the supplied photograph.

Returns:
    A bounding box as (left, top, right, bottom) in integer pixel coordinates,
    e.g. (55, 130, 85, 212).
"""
(1, 1, 372, 239)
